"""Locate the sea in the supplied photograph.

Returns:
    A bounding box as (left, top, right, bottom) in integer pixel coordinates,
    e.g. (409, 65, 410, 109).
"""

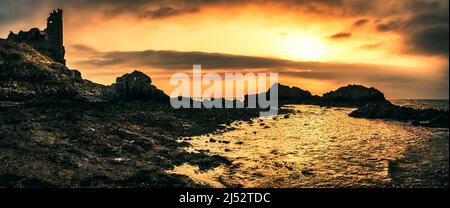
(170, 99, 449, 188)
(389, 99, 449, 111)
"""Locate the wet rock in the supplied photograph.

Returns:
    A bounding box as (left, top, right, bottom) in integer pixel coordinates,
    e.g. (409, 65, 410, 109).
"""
(58, 169, 76, 179)
(350, 102, 449, 128)
(134, 138, 154, 151)
(427, 114, 449, 128)
(209, 138, 217, 143)
(122, 143, 145, 155)
(3, 108, 28, 124)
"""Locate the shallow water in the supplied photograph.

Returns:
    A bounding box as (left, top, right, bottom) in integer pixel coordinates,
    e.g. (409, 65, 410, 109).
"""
(170, 105, 449, 188)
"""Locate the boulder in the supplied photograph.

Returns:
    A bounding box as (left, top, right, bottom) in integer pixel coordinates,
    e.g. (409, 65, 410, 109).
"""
(111, 70, 169, 103)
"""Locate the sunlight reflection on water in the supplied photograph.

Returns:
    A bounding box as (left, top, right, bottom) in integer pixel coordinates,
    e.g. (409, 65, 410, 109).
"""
(170, 105, 449, 188)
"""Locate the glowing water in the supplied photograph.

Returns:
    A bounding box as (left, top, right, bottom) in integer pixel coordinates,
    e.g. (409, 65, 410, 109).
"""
(170, 105, 449, 188)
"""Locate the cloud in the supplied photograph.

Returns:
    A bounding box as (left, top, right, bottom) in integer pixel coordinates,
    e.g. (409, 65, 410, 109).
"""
(72, 45, 421, 80)
(407, 26, 449, 55)
(72, 44, 311, 70)
(329, 32, 352, 39)
(0, 0, 48, 25)
(68, 44, 448, 98)
(373, 7, 448, 55)
(0, 0, 445, 23)
(376, 20, 401, 32)
(359, 43, 383, 50)
(352, 18, 369, 27)
(1, 0, 448, 56)
(138, 6, 199, 19)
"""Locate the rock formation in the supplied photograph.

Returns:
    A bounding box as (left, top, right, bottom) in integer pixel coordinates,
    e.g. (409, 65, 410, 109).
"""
(0, 39, 84, 101)
(110, 70, 169, 103)
(349, 102, 449, 128)
(322, 84, 388, 107)
(1, 10, 171, 103)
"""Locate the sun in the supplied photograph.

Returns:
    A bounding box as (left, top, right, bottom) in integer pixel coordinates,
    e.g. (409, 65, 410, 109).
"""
(282, 35, 328, 61)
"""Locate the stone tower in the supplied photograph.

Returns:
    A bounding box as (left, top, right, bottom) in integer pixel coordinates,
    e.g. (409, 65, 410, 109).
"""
(7, 9, 66, 64)
(44, 9, 65, 64)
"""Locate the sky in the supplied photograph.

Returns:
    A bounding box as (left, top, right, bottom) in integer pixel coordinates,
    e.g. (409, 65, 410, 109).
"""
(0, 0, 448, 98)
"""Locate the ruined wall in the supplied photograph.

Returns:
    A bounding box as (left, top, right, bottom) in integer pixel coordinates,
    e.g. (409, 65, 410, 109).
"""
(7, 9, 66, 64)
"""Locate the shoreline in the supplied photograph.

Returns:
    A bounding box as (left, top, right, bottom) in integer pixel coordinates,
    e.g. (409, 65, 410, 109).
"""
(0, 99, 448, 188)
(171, 104, 449, 188)
(0, 100, 269, 187)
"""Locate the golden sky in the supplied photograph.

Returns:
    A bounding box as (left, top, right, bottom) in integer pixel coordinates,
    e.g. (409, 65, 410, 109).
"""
(1, 0, 448, 98)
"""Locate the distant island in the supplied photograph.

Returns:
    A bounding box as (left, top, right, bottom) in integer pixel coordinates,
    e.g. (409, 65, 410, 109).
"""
(0, 10, 447, 188)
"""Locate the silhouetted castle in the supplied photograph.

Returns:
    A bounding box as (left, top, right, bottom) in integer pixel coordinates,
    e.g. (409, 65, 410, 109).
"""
(7, 9, 65, 64)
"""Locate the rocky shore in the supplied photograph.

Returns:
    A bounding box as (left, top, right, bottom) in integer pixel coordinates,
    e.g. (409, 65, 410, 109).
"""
(0, 38, 270, 187)
(0, 99, 268, 187)
(1, 29, 448, 187)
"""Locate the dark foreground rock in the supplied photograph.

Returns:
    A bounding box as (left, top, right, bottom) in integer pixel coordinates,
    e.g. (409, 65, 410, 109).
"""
(350, 102, 449, 128)
(0, 100, 263, 187)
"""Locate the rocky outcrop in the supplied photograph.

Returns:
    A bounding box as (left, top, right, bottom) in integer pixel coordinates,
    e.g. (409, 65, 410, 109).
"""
(110, 70, 169, 103)
(349, 102, 449, 128)
(322, 84, 387, 107)
(0, 39, 85, 101)
(245, 84, 388, 107)
(0, 39, 168, 103)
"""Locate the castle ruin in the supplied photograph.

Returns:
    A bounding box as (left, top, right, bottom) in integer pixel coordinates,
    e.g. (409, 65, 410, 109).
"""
(7, 9, 66, 64)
